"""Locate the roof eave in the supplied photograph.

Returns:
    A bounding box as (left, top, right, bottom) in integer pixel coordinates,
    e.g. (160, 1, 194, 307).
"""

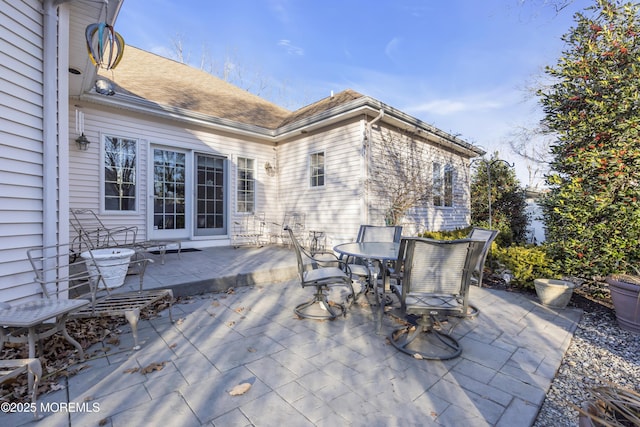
(79, 91, 485, 157)
(276, 96, 485, 157)
(78, 91, 277, 140)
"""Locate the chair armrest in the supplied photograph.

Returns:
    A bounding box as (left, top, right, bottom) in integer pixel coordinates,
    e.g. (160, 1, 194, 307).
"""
(104, 225, 138, 245)
(128, 256, 154, 291)
(307, 252, 352, 276)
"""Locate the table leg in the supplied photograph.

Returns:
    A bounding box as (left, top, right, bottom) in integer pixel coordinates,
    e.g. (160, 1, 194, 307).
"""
(59, 314, 85, 360)
(365, 259, 384, 335)
(379, 263, 391, 334)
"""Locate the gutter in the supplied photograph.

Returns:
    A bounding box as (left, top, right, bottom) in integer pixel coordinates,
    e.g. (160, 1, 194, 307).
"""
(363, 109, 384, 224)
(43, 0, 58, 249)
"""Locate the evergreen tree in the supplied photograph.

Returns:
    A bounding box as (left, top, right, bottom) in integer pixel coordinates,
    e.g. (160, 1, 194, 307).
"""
(471, 153, 529, 245)
(539, 0, 640, 278)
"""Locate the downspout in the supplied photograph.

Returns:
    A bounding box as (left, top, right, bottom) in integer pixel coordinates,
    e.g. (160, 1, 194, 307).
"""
(43, 0, 59, 249)
(362, 109, 384, 225)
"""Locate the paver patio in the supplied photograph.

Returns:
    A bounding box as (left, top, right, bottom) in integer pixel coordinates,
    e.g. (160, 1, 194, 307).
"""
(1, 245, 581, 426)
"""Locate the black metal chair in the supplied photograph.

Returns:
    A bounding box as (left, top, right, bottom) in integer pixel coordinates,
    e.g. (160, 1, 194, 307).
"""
(389, 237, 484, 360)
(286, 226, 355, 320)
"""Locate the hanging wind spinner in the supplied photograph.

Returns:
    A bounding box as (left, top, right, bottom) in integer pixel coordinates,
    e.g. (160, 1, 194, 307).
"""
(85, 22, 125, 70)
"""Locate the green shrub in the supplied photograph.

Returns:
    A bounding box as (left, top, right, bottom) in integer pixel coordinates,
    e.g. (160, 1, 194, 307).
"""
(421, 227, 471, 240)
(492, 245, 556, 289)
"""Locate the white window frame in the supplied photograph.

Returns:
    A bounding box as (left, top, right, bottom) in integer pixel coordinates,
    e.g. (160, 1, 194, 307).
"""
(236, 156, 256, 214)
(101, 133, 139, 214)
(309, 151, 326, 188)
(433, 162, 454, 208)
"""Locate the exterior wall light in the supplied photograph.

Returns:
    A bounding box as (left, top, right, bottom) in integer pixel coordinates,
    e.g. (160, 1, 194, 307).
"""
(264, 161, 277, 176)
(75, 133, 91, 151)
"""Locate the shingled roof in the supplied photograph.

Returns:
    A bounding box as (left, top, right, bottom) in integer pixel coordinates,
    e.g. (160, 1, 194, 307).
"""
(278, 89, 365, 127)
(97, 46, 291, 129)
(94, 47, 480, 157)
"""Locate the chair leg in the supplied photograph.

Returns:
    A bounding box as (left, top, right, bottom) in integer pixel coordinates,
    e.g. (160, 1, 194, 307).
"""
(388, 315, 462, 360)
(294, 286, 345, 320)
(27, 359, 42, 420)
(466, 303, 480, 318)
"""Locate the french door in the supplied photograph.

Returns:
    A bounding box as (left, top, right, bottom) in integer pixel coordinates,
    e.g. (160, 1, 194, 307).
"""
(150, 148, 187, 240)
(194, 154, 227, 236)
(149, 149, 228, 239)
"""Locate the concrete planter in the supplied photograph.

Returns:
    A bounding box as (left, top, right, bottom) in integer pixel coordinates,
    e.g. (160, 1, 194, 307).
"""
(81, 248, 134, 289)
(534, 279, 575, 309)
(605, 275, 640, 334)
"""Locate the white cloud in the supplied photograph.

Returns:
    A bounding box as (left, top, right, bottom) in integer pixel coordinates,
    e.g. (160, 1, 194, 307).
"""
(277, 39, 304, 56)
(406, 98, 502, 115)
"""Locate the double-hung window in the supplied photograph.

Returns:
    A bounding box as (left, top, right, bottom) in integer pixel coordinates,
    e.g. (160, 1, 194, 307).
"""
(433, 162, 454, 207)
(237, 157, 255, 213)
(310, 151, 325, 187)
(104, 135, 137, 211)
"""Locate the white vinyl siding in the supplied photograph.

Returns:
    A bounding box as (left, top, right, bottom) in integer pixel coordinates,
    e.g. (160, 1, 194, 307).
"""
(69, 105, 280, 244)
(368, 125, 470, 231)
(0, 0, 46, 303)
(277, 119, 364, 241)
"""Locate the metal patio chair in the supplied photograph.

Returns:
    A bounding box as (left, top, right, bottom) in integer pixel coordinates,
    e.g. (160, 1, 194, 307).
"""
(69, 208, 138, 255)
(343, 225, 403, 292)
(0, 358, 42, 419)
(232, 212, 266, 248)
(25, 243, 173, 351)
(464, 227, 498, 317)
(281, 211, 306, 246)
(467, 227, 499, 288)
(389, 237, 484, 360)
(286, 226, 355, 320)
(70, 208, 181, 265)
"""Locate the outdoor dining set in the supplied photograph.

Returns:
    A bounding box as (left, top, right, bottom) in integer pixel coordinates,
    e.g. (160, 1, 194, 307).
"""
(285, 224, 497, 362)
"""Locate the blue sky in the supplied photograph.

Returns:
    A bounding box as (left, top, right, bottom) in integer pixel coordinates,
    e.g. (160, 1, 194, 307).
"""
(115, 0, 594, 186)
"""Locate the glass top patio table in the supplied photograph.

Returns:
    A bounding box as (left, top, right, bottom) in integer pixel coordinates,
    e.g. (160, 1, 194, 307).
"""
(333, 242, 400, 334)
(332, 242, 400, 261)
